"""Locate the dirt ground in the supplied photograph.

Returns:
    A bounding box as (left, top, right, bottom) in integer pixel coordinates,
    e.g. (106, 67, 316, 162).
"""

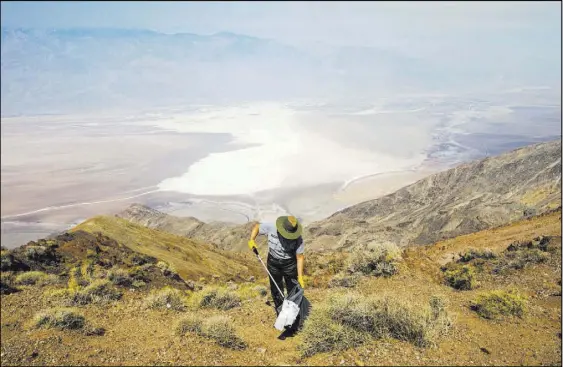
(1, 211, 561, 366)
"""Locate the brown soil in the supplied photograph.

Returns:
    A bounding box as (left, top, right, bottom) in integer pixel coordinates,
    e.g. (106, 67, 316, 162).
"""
(1, 210, 561, 366)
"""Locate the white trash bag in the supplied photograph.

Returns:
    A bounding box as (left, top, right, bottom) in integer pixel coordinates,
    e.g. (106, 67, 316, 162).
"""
(274, 299, 300, 331)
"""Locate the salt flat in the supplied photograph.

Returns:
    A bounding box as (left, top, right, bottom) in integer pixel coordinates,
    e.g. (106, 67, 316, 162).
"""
(1, 97, 560, 248)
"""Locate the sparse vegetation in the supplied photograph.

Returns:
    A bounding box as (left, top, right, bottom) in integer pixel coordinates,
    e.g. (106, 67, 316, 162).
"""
(156, 261, 179, 278)
(129, 253, 156, 266)
(471, 290, 528, 320)
(75, 280, 123, 304)
(1, 272, 18, 295)
(1, 249, 14, 271)
(299, 293, 451, 357)
(458, 248, 496, 262)
(128, 264, 153, 282)
(235, 283, 268, 300)
(33, 308, 85, 330)
(189, 286, 241, 310)
(494, 245, 550, 273)
(254, 285, 268, 297)
(47, 279, 122, 306)
(328, 274, 360, 288)
(176, 314, 203, 335)
(299, 308, 368, 357)
(443, 265, 477, 290)
(14, 271, 60, 286)
(347, 243, 402, 277)
(25, 245, 47, 260)
(132, 280, 146, 288)
(176, 314, 246, 350)
(107, 268, 133, 286)
(144, 286, 186, 311)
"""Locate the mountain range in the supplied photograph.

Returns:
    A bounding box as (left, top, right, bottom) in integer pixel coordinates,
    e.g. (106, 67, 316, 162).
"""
(117, 139, 561, 252)
(1, 26, 542, 116)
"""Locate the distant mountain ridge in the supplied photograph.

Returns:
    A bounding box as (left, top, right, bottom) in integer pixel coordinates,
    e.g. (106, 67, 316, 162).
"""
(119, 139, 562, 252)
(1, 26, 454, 115)
(305, 139, 562, 250)
(116, 204, 254, 252)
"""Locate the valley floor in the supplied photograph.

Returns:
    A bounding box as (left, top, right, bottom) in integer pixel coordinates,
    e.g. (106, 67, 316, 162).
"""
(1, 211, 561, 366)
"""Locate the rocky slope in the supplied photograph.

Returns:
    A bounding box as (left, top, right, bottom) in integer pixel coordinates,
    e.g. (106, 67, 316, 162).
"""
(1, 210, 561, 366)
(71, 216, 261, 281)
(305, 139, 561, 250)
(118, 140, 561, 252)
(116, 204, 254, 252)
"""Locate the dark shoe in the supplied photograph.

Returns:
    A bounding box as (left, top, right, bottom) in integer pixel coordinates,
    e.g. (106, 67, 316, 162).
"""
(277, 327, 296, 340)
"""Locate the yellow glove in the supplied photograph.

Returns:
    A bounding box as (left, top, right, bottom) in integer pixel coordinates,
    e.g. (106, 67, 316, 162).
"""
(248, 239, 257, 251)
(298, 275, 305, 289)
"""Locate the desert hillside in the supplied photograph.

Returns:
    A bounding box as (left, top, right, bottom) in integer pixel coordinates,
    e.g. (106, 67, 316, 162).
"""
(118, 140, 562, 253)
(306, 139, 561, 250)
(1, 209, 561, 366)
(116, 204, 255, 252)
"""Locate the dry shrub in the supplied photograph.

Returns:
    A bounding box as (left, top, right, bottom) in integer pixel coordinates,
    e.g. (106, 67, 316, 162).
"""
(471, 290, 528, 319)
(494, 248, 550, 273)
(156, 261, 178, 278)
(1, 272, 18, 295)
(176, 314, 246, 350)
(458, 248, 496, 263)
(348, 242, 402, 277)
(107, 268, 132, 286)
(298, 293, 451, 357)
(46, 279, 122, 306)
(254, 285, 268, 297)
(14, 271, 60, 286)
(328, 274, 360, 288)
(189, 286, 241, 310)
(145, 286, 186, 311)
(1, 250, 14, 271)
(236, 283, 268, 300)
(175, 314, 202, 335)
(443, 265, 476, 290)
(33, 308, 85, 330)
(74, 280, 123, 305)
(298, 306, 369, 357)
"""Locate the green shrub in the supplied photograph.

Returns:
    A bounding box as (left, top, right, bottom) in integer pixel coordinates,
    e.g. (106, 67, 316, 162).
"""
(14, 271, 60, 286)
(107, 268, 132, 286)
(144, 287, 186, 311)
(190, 287, 241, 310)
(347, 243, 402, 277)
(471, 290, 528, 320)
(328, 274, 360, 288)
(33, 308, 85, 330)
(444, 265, 476, 290)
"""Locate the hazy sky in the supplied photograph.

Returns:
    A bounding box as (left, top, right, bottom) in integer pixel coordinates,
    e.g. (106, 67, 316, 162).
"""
(2, 1, 561, 50)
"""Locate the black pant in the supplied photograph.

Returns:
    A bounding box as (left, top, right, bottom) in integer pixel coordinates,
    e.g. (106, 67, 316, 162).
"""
(267, 254, 298, 315)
